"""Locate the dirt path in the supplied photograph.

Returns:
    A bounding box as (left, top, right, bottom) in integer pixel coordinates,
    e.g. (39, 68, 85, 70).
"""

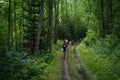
(74, 46, 96, 80)
(63, 54, 72, 80)
(62, 45, 96, 80)
(73, 46, 85, 80)
(63, 46, 84, 80)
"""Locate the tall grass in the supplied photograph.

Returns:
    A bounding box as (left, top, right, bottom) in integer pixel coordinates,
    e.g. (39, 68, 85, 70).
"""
(77, 36, 120, 80)
(43, 40, 63, 80)
(68, 46, 78, 80)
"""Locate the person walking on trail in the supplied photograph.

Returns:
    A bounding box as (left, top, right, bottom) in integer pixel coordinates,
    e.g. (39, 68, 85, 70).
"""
(71, 39, 75, 45)
(64, 39, 68, 44)
(62, 40, 68, 58)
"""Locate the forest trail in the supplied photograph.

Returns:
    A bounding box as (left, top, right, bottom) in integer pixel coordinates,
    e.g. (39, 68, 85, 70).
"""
(73, 46, 85, 80)
(63, 45, 95, 80)
(63, 53, 72, 80)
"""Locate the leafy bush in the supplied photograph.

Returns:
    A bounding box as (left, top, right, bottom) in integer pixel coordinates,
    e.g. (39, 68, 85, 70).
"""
(0, 40, 63, 80)
(83, 29, 99, 46)
(0, 51, 49, 80)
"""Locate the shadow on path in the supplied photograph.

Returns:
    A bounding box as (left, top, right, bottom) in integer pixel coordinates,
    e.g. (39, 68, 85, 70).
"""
(63, 54, 72, 80)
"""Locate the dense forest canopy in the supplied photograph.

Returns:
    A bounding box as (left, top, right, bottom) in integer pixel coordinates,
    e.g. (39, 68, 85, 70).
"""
(0, 0, 120, 54)
(0, 0, 120, 80)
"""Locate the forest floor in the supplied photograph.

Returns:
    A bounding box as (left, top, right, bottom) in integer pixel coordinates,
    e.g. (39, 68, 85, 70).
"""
(62, 45, 96, 80)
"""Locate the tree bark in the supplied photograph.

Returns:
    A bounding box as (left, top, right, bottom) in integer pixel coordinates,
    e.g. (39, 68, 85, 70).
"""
(99, 0, 105, 37)
(108, 0, 113, 31)
(8, 0, 11, 51)
(54, 0, 57, 44)
(34, 0, 44, 56)
(48, 0, 53, 52)
(14, 0, 17, 51)
(54, 0, 60, 44)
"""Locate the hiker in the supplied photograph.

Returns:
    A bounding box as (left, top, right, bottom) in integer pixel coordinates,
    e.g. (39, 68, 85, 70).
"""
(71, 39, 75, 45)
(69, 41, 71, 44)
(64, 39, 68, 44)
(62, 40, 68, 58)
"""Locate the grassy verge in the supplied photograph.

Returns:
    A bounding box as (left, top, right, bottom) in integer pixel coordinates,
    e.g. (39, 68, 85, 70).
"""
(77, 42, 120, 80)
(43, 40, 63, 80)
(67, 45, 78, 80)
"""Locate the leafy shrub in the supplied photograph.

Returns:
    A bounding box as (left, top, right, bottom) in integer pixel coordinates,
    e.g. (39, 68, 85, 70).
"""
(0, 40, 63, 80)
(83, 29, 99, 46)
(0, 51, 49, 80)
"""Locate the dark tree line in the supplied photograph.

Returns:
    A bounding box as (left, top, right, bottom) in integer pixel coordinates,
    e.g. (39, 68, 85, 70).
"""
(1, 0, 120, 56)
(0, 0, 62, 56)
(93, 0, 120, 38)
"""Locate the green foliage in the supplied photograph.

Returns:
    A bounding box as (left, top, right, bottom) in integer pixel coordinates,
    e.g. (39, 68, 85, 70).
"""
(43, 40, 63, 80)
(83, 29, 99, 46)
(0, 51, 49, 80)
(1, 0, 120, 79)
(23, 0, 40, 53)
(59, 17, 74, 39)
(68, 46, 78, 80)
(0, 40, 63, 80)
(77, 36, 120, 80)
(59, 0, 88, 40)
(93, 35, 120, 56)
(0, 2, 8, 53)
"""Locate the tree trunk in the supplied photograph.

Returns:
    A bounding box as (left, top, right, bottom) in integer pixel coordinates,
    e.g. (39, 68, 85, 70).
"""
(108, 0, 113, 33)
(34, 0, 44, 56)
(8, 0, 11, 51)
(54, 0, 60, 44)
(54, 0, 57, 44)
(65, 0, 67, 18)
(70, 0, 72, 12)
(21, 0, 24, 51)
(99, 0, 105, 37)
(14, 0, 17, 51)
(48, 0, 53, 52)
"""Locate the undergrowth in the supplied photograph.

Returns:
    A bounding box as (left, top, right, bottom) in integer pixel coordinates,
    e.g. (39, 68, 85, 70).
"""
(0, 51, 49, 80)
(43, 40, 63, 80)
(0, 40, 63, 80)
(77, 35, 120, 80)
(68, 46, 78, 80)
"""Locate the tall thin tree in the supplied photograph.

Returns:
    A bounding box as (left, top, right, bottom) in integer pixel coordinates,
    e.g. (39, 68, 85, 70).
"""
(34, 0, 44, 56)
(14, 0, 17, 51)
(8, 0, 11, 50)
(54, 0, 60, 44)
(99, 0, 105, 37)
(48, 0, 53, 52)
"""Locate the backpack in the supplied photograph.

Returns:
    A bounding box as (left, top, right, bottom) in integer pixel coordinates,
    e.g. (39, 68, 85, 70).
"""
(63, 43, 67, 48)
